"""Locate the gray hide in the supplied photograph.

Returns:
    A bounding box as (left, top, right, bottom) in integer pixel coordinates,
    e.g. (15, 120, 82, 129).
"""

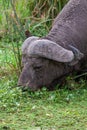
(18, 0, 87, 91)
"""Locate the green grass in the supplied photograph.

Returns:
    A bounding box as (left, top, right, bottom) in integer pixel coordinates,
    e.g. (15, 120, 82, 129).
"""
(0, 41, 87, 130)
(0, 78, 87, 130)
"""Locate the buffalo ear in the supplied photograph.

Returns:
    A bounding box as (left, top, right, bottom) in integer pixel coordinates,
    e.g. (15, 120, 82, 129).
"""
(27, 39, 75, 63)
(68, 45, 84, 66)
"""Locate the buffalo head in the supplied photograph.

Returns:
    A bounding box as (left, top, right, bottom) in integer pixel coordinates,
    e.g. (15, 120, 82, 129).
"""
(18, 36, 83, 91)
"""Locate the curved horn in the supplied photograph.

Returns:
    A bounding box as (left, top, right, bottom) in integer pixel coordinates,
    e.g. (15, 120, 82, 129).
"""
(22, 36, 39, 54)
(27, 39, 75, 63)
